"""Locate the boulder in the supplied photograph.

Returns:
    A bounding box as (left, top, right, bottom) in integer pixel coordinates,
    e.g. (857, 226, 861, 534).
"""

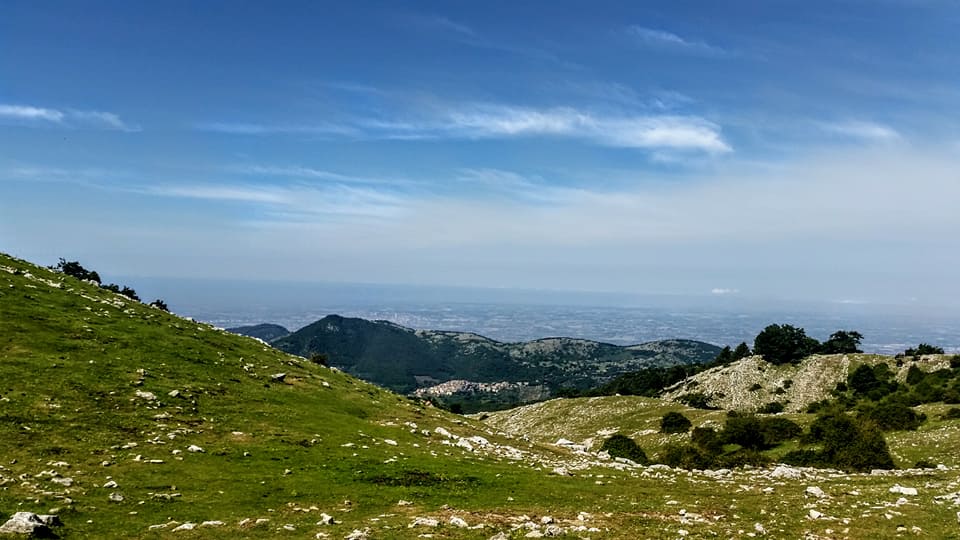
(890, 484, 918, 496)
(0, 512, 57, 536)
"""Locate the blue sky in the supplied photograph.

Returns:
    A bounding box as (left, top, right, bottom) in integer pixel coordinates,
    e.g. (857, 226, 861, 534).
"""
(2, 1, 959, 307)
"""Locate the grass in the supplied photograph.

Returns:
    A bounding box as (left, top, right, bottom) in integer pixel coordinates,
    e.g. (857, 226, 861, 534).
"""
(2, 252, 960, 538)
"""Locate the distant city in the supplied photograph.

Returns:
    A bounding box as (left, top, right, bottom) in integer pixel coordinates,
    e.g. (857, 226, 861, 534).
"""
(127, 278, 960, 355)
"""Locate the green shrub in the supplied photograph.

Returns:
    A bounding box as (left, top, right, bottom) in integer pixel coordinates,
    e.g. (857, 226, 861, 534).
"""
(806, 411, 894, 472)
(660, 411, 692, 433)
(864, 402, 926, 431)
(658, 443, 712, 469)
(721, 415, 769, 450)
(677, 392, 717, 410)
(716, 448, 769, 468)
(904, 343, 945, 356)
(757, 401, 785, 414)
(781, 449, 823, 467)
(690, 427, 723, 455)
(759, 417, 802, 444)
(749, 383, 763, 392)
(600, 434, 648, 464)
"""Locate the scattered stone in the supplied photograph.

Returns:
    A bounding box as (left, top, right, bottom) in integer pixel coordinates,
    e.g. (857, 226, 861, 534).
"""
(103, 480, 118, 488)
(808, 510, 823, 520)
(450, 516, 469, 528)
(187, 445, 205, 453)
(271, 373, 287, 383)
(168, 390, 181, 398)
(318, 513, 335, 525)
(0, 512, 57, 536)
(409, 517, 440, 528)
(109, 492, 124, 502)
(135, 390, 157, 401)
(282, 524, 295, 531)
(525, 531, 544, 538)
(805, 486, 827, 498)
(201, 521, 224, 527)
(344, 528, 370, 540)
(770, 465, 803, 479)
(489, 533, 510, 540)
(172, 522, 196, 531)
(50, 476, 74, 487)
(397, 500, 413, 506)
(889, 485, 918, 496)
(384, 439, 398, 446)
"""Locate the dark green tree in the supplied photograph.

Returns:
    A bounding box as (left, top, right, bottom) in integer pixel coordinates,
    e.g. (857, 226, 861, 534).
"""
(149, 299, 169, 311)
(53, 258, 101, 284)
(904, 344, 945, 356)
(753, 324, 820, 365)
(732, 342, 752, 360)
(819, 330, 864, 354)
(600, 434, 648, 464)
(660, 411, 693, 434)
(713, 346, 733, 365)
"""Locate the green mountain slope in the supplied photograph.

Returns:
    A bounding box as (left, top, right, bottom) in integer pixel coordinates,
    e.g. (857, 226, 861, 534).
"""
(272, 315, 721, 399)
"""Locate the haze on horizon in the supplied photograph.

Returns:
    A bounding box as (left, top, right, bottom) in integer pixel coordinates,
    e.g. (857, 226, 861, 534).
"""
(3, 1, 959, 311)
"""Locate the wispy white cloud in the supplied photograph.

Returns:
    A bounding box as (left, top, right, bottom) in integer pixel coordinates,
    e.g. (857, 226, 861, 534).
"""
(144, 182, 408, 220)
(0, 103, 139, 131)
(193, 122, 357, 136)
(198, 103, 731, 154)
(711, 288, 740, 295)
(0, 104, 64, 122)
(627, 26, 728, 57)
(435, 104, 732, 153)
(227, 164, 423, 187)
(819, 120, 901, 141)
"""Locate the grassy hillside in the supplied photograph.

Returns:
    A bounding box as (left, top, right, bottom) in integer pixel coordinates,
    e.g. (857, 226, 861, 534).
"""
(272, 315, 720, 397)
(3, 253, 960, 538)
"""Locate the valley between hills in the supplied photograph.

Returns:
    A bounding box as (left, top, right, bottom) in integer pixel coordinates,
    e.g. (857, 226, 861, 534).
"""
(2, 252, 960, 539)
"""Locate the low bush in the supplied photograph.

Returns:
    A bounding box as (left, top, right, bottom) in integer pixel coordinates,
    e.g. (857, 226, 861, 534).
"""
(600, 434, 648, 464)
(660, 411, 692, 434)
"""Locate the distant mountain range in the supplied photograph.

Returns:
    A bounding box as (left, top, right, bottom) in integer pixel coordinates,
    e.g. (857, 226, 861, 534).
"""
(231, 314, 721, 409)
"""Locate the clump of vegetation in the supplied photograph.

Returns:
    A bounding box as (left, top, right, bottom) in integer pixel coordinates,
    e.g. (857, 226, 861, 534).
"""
(757, 401, 786, 414)
(713, 342, 752, 365)
(753, 324, 820, 365)
(657, 413, 802, 469)
(749, 383, 763, 392)
(676, 392, 717, 410)
(819, 330, 864, 354)
(860, 402, 926, 431)
(787, 410, 895, 472)
(51, 258, 101, 283)
(902, 343, 945, 356)
(600, 434, 648, 464)
(51, 257, 152, 304)
(660, 411, 692, 433)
